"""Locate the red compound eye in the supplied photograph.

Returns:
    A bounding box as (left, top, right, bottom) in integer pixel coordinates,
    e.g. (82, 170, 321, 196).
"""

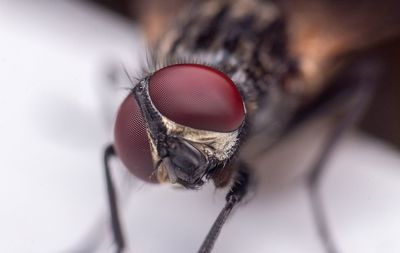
(114, 95, 157, 183)
(149, 64, 245, 132)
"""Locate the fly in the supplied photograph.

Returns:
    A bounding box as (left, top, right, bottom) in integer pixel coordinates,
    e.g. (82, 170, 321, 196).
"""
(90, 0, 400, 252)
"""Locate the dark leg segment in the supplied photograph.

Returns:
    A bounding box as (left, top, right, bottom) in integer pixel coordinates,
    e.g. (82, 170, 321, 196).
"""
(198, 165, 250, 253)
(104, 145, 125, 253)
(307, 59, 381, 253)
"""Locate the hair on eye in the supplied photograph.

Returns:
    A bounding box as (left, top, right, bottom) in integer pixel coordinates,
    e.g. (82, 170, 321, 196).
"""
(128, 46, 232, 88)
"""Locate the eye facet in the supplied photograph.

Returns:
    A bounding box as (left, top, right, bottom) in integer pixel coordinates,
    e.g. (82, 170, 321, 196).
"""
(114, 95, 157, 183)
(149, 64, 245, 132)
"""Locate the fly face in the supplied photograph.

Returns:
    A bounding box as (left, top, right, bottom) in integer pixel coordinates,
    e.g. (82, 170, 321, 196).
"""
(114, 63, 246, 188)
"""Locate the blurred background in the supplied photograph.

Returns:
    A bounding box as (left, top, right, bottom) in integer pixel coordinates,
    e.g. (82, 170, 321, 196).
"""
(1, 1, 400, 253)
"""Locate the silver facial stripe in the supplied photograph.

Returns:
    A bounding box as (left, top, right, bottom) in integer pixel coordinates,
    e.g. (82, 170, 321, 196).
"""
(161, 116, 240, 162)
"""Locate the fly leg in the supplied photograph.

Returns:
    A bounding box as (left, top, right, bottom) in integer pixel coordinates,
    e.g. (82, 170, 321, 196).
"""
(306, 59, 381, 253)
(198, 163, 251, 253)
(104, 144, 126, 253)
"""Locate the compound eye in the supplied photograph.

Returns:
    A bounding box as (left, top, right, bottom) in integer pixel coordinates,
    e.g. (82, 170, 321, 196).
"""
(149, 64, 245, 132)
(114, 95, 157, 183)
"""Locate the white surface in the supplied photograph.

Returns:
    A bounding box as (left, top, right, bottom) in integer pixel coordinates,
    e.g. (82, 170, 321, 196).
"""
(1, 1, 400, 253)
(0, 1, 141, 252)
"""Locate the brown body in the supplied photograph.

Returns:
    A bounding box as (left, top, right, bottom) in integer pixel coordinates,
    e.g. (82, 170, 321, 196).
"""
(129, 0, 400, 147)
(94, 0, 400, 147)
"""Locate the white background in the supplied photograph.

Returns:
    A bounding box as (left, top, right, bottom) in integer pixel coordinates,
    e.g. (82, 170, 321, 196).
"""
(1, 1, 400, 253)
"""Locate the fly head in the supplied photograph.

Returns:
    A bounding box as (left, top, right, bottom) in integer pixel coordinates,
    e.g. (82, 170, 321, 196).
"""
(114, 63, 246, 188)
